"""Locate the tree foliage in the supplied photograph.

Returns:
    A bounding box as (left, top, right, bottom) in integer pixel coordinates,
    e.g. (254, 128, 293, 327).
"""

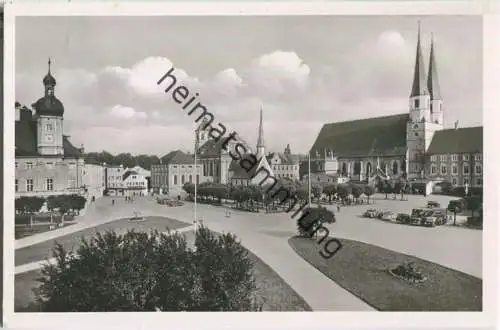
(35, 226, 259, 312)
(296, 206, 335, 237)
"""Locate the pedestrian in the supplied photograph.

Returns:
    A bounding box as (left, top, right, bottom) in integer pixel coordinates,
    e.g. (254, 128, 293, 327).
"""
(112, 199, 115, 206)
(337, 204, 340, 212)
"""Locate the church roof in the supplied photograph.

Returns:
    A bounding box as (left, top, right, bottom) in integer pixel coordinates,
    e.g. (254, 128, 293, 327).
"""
(161, 150, 195, 164)
(15, 117, 82, 158)
(310, 113, 409, 158)
(410, 23, 429, 97)
(427, 126, 483, 155)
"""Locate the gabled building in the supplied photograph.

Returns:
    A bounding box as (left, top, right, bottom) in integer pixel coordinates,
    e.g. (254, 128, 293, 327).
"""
(229, 107, 275, 186)
(308, 24, 482, 190)
(151, 150, 203, 198)
(122, 170, 148, 196)
(267, 144, 300, 181)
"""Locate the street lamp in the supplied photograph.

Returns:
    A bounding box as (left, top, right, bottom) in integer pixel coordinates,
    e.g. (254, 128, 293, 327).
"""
(308, 152, 312, 207)
(194, 130, 198, 234)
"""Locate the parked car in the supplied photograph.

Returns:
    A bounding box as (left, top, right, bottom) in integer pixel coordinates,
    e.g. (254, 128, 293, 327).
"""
(396, 213, 411, 224)
(363, 209, 379, 218)
(411, 208, 446, 227)
(380, 211, 397, 221)
(426, 201, 441, 208)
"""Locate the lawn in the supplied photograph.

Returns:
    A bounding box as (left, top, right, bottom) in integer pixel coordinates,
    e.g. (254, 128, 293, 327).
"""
(289, 236, 482, 311)
(15, 216, 191, 266)
(15, 229, 311, 312)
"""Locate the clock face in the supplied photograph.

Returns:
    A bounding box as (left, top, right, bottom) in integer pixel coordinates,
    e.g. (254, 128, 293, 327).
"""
(46, 134, 54, 143)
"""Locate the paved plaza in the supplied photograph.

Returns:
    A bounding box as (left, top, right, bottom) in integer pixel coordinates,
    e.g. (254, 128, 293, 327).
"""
(15, 194, 482, 311)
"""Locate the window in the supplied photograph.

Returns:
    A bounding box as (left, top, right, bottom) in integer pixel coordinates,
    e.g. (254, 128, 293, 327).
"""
(463, 164, 470, 175)
(414, 132, 418, 137)
(452, 178, 458, 185)
(475, 165, 482, 174)
(15, 179, 18, 192)
(430, 155, 437, 162)
(174, 175, 178, 185)
(441, 165, 447, 175)
(463, 154, 470, 161)
(189, 175, 192, 183)
(440, 155, 447, 162)
(181, 175, 185, 184)
(452, 154, 458, 161)
(196, 175, 200, 185)
(26, 162, 33, 169)
(452, 165, 458, 175)
(46, 162, 54, 169)
(46, 178, 54, 191)
(414, 99, 420, 108)
(464, 178, 470, 186)
(46, 123, 53, 131)
(430, 165, 436, 174)
(476, 178, 482, 186)
(15, 162, 18, 169)
(475, 154, 482, 161)
(26, 179, 33, 192)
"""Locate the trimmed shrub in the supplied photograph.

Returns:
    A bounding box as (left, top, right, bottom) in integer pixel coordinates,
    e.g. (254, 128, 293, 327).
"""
(34, 227, 258, 312)
(296, 206, 335, 237)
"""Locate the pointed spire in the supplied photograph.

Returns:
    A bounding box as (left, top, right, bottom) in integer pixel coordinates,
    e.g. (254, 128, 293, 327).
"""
(256, 105, 265, 150)
(410, 21, 429, 97)
(48, 57, 52, 74)
(427, 33, 441, 101)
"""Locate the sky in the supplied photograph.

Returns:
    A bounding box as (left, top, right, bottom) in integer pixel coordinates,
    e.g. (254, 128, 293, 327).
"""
(15, 15, 483, 156)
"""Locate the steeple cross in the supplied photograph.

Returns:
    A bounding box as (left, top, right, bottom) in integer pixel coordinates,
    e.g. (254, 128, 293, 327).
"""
(48, 58, 52, 73)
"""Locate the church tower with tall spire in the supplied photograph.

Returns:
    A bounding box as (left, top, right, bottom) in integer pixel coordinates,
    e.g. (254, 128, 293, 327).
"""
(428, 34, 444, 126)
(256, 105, 265, 159)
(406, 23, 444, 179)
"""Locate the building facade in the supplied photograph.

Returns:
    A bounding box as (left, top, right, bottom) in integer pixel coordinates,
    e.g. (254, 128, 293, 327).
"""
(308, 25, 482, 189)
(105, 165, 126, 196)
(151, 150, 203, 198)
(15, 60, 100, 199)
(122, 170, 148, 196)
(83, 163, 106, 200)
(267, 144, 300, 181)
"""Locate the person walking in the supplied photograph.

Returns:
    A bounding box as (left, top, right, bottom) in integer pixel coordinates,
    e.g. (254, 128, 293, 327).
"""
(337, 204, 340, 213)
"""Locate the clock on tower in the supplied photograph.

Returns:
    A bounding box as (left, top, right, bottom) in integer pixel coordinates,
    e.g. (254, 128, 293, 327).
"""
(46, 134, 54, 143)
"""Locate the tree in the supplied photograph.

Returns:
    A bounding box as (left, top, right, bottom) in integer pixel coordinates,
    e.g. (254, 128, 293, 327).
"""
(364, 185, 375, 204)
(337, 184, 352, 205)
(311, 184, 323, 202)
(465, 196, 482, 218)
(323, 184, 337, 203)
(35, 227, 259, 312)
(447, 199, 463, 226)
(351, 184, 364, 203)
(296, 206, 335, 237)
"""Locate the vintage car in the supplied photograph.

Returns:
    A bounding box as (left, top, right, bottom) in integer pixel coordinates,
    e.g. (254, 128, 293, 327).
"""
(411, 208, 447, 227)
(380, 211, 397, 221)
(426, 201, 441, 209)
(363, 209, 379, 218)
(396, 213, 411, 224)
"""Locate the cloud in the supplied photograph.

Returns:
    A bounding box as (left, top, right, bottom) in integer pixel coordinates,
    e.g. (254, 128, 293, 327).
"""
(109, 105, 147, 119)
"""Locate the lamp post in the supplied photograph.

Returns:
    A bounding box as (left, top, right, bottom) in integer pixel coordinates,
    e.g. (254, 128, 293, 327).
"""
(194, 134, 198, 234)
(308, 152, 312, 207)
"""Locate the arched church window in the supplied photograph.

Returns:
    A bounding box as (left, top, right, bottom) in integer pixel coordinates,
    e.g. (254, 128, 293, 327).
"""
(392, 162, 398, 175)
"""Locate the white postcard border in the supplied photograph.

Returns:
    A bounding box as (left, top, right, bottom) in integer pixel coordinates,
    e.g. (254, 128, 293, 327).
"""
(3, 2, 498, 329)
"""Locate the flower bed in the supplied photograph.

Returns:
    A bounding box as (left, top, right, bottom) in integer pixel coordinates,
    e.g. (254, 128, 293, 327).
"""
(388, 262, 427, 284)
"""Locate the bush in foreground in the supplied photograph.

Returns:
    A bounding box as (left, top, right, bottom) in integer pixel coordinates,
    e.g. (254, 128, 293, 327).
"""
(35, 226, 259, 312)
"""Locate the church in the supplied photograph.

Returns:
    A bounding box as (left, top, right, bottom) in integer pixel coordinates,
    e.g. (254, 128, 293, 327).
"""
(308, 25, 483, 191)
(15, 59, 105, 200)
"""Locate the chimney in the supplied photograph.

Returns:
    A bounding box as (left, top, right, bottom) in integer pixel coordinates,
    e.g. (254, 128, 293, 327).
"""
(454, 120, 459, 130)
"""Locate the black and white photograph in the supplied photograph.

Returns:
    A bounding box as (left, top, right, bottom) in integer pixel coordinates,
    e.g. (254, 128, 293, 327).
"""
(3, 1, 498, 329)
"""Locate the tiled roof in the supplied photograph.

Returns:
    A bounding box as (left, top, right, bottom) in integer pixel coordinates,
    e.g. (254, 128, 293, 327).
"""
(15, 118, 82, 158)
(161, 150, 195, 164)
(427, 126, 483, 155)
(122, 170, 139, 181)
(310, 113, 409, 158)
